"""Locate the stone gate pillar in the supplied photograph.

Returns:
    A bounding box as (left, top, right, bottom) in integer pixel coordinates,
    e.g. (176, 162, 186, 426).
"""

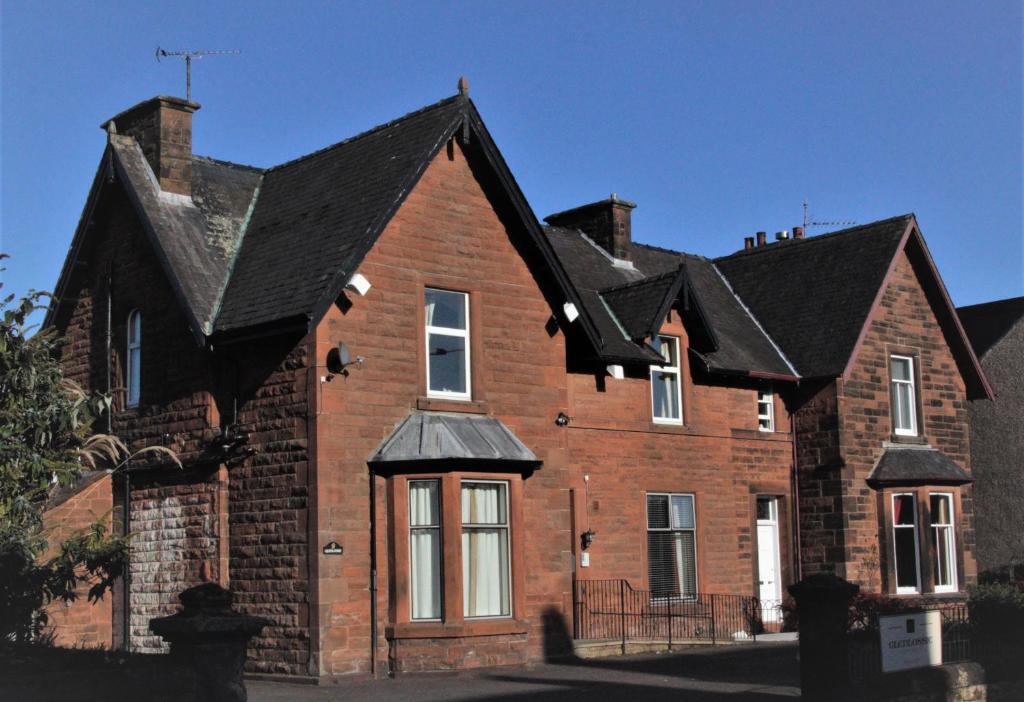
(788, 573, 859, 702)
(150, 583, 270, 702)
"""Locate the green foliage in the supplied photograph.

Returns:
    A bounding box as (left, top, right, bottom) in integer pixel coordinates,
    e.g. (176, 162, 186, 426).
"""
(0, 256, 178, 642)
(967, 582, 1024, 641)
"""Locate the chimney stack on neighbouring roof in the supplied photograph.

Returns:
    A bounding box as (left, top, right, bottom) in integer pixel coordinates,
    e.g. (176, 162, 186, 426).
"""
(793, 226, 805, 239)
(744, 236, 755, 250)
(101, 96, 200, 197)
(756, 231, 767, 247)
(544, 194, 637, 261)
(775, 230, 789, 241)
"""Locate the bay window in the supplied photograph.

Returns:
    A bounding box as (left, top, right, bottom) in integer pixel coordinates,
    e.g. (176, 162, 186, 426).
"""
(391, 473, 522, 632)
(650, 335, 682, 424)
(425, 288, 470, 399)
(930, 493, 957, 593)
(892, 493, 921, 594)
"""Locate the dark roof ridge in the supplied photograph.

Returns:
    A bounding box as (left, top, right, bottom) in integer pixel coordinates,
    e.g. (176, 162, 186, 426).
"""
(957, 295, 1024, 313)
(714, 214, 915, 262)
(632, 240, 709, 262)
(193, 153, 266, 173)
(265, 93, 464, 174)
(598, 265, 682, 294)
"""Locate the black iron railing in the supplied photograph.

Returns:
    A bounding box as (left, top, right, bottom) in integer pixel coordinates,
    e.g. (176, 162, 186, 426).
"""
(572, 579, 785, 645)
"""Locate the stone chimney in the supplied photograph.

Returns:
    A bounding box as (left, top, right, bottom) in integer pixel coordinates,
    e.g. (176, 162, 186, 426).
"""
(544, 194, 637, 261)
(101, 96, 200, 197)
(756, 231, 768, 247)
(793, 226, 805, 239)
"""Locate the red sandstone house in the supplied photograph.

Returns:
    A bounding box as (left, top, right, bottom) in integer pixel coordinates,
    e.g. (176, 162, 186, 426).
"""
(42, 83, 992, 678)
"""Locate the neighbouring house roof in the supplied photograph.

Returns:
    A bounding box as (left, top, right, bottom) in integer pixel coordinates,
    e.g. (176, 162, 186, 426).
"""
(714, 216, 911, 379)
(957, 296, 1024, 359)
(866, 446, 973, 487)
(368, 413, 539, 468)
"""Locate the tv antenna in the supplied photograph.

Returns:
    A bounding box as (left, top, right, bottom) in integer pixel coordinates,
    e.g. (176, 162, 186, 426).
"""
(802, 198, 856, 230)
(156, 47, 240, 101)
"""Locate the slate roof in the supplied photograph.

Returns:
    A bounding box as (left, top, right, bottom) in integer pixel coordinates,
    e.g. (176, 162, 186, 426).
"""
(103, 137, 261, 337)
(369, 412, 539, 466)
(866, 446, 972, 486)
(714, 215, 912, 378)
(215, 96, 465, 332)
(957, 296, 1024, 359)
(545, 226, 796, 375)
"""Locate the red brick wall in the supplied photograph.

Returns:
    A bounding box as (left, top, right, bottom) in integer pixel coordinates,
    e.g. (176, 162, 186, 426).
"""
(312, 138, 571, 675)
(41, 474, 114, 648)
(567, 312, 796, 598)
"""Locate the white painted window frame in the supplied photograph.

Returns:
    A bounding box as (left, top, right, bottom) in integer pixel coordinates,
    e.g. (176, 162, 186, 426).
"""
(650, 335, 683, 425)
(890, 355, 918, 437)
(408, 479, 443, 621)
(892, 492, 922, 595)
(929, 492, 958, 593)
(126, 309, 141, 408)
(757, 388, 775, 432)
(425, 288, 471, 400)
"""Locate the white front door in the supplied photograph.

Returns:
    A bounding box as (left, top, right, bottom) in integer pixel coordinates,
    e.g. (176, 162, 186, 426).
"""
(756, 497, 782, 622)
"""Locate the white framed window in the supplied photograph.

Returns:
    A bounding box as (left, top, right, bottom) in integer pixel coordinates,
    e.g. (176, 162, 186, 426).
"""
(890, 355, 918, 436)
(646, 493, 697, 599)
(757, 388, 775, 432)
(892, 493, 921, 594)
(929, 493, 958, 593)
(425, 288, 470, 399)
(650, 335, 682, 424)
(461, 481, 511, 618)
(126, 309, 141, 408)
(409, 480, 442, 620)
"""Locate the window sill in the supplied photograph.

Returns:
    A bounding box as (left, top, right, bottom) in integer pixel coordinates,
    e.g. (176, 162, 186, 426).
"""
(416, 397, 489, 414)
(386, 619, 529, 639)
(731, 428, 792, 441)
(889, 434, 929, 446)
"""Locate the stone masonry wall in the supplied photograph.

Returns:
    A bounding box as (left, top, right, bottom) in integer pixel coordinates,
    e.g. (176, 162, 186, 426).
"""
(41, 474, 115, 648)
(312, 138, 571, 675)
(837, 248, 974, 590)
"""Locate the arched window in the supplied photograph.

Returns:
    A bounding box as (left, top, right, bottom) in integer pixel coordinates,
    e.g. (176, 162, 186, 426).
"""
(126, 310, 141, 407)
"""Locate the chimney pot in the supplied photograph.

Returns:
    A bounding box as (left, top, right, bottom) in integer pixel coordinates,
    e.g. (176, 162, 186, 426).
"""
(793, 226, 805, 239)
(744, 236, 755, 250)
(101, 96, 200, 197)
(756, 231, 767, 247)
(775, 230, 789, 241)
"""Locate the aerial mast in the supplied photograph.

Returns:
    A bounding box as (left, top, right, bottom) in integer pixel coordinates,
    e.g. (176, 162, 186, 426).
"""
(156, 47, 240, 101)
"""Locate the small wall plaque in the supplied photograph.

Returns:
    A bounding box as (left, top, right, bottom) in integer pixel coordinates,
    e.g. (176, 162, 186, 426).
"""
(323, 541, 344, 556)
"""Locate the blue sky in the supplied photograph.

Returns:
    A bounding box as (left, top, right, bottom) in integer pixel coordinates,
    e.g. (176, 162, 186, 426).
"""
(2, 1, 1021, 314)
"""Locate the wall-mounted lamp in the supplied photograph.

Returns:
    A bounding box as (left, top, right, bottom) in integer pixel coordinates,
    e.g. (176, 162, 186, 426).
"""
(326, 342, 364, 380)
(606, 364, 624, 380)
(581, 529, 596, 551)
(555, 412, 572, 427)
(345, 273, 372, 296)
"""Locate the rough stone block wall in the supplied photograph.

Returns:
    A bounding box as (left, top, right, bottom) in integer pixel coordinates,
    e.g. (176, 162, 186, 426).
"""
(41, 474, 115, 648)
(128, 475, 219, 653)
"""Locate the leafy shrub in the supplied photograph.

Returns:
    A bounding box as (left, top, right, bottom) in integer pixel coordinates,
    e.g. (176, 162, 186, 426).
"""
(967, 583, 1024, 641)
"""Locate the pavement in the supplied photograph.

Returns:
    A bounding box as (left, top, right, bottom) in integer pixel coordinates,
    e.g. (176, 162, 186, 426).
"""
(249, 641, 800, 701)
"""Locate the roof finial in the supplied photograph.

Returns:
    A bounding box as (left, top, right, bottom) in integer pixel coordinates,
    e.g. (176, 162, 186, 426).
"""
(458, 76, 469, 97)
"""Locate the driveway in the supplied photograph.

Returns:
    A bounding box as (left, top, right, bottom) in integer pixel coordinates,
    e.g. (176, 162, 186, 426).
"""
(249, 642, 800, 701)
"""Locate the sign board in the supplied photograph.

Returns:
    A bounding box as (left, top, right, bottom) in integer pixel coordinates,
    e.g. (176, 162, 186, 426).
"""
(879, 610, 942, 673)
(323, 541, 344, 556)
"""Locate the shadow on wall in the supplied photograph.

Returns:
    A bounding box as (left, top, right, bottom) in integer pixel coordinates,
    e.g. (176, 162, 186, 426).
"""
(541, 607, 576, 663)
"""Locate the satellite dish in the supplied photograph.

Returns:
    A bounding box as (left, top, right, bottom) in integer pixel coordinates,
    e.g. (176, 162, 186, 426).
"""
(326, 342, 363, 376)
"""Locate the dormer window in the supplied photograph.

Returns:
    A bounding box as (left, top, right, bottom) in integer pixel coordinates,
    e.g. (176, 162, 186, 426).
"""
(425, 288, 470, 400)
(757, 388, 775, 432)
(650, 335, 682, 424)
(126, 309, 141, 407)
(890, 355, 918, 436)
